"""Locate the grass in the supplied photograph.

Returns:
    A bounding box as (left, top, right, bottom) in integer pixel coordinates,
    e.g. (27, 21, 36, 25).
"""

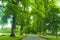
(37, 34, 60, 40)
(0, 33, 60, 40)
(0, 36, 20, 40)
(0, 33, 28, 40)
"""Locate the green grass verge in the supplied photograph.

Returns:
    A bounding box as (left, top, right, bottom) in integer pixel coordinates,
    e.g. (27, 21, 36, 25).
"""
(0, 34, 28, 40)
(37, 34, 60, 40)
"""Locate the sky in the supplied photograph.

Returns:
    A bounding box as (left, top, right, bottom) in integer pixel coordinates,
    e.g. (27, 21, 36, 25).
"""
(0, 1, 12, 29)
(56, 0, 60, 7)
(0, 18, 12, 29)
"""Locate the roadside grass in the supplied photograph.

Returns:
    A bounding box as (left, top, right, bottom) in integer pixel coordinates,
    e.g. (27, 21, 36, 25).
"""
(1, 33, 60, 40)
(37, 34, 60, 40)
(0, 33, 28, 40)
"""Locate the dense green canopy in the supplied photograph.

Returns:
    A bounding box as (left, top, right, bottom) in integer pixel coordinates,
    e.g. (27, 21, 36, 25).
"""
(0, 0, 60, 37)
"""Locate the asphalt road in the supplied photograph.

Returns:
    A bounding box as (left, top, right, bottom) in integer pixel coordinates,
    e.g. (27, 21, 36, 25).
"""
(22, 34, 46, 40)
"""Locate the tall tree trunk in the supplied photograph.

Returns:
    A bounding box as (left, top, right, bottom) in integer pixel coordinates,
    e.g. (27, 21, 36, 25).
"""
(56, 28, 58, 39)
(20, 5, 25, 35)
(10, 15, 16, 37)
(20, 19, 24, 35)
(10, 0, 19, 37)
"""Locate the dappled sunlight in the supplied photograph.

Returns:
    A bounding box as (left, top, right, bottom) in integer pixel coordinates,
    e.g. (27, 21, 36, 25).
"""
(56, 0, 60, 7)
(30, 16, 33, 20)
(0, 25, 2, 29)
(0, 1, 2, 5)
(0, 1, 7, 6)
(28, 7, 32, 13)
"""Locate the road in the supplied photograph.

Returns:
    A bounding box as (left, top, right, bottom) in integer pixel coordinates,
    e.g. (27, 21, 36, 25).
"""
(22, 34, 46, 40)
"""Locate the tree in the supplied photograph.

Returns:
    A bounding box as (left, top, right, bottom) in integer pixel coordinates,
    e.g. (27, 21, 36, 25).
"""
(3, 0, 20, 37)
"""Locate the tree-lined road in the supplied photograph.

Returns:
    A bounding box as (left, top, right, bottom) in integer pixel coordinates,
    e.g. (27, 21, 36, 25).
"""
(22, 34, 46, 40)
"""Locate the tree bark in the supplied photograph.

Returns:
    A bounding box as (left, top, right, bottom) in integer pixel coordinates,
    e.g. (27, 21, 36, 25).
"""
(10, 0, 19, 37)
(20, 19, 24, 35)
(10, 15, 16, 37)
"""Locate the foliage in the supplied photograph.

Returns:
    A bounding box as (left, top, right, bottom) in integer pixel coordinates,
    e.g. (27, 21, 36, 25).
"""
(0, 0, 60, 37)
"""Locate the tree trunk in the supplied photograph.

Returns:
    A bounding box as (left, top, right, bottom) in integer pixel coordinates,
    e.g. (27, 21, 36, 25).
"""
(9, 0, 19, 37)
(10, 16, 16, 37)
(55, 27, 58, 39)
(20, 19, 24, 35)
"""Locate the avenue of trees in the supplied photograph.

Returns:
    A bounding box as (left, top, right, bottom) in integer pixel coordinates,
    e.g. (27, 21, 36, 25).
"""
(0, 0, 60, 37)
